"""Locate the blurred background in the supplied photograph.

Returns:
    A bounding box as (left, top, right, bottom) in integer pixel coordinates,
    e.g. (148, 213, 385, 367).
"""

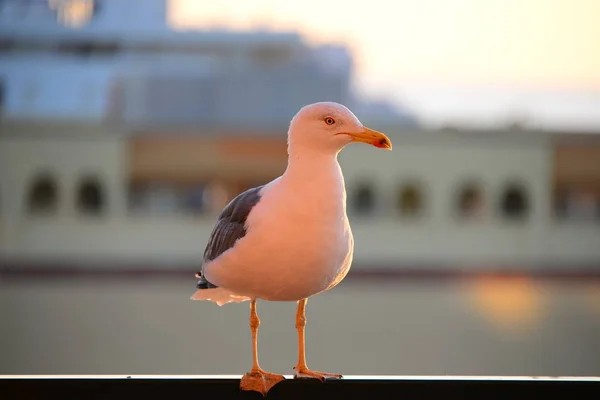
(0, 0, 599, 377)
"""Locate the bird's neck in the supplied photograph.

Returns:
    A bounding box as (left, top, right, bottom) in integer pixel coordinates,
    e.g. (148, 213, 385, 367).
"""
(284, 145, 341, 180)
(282, 145, 347, 215)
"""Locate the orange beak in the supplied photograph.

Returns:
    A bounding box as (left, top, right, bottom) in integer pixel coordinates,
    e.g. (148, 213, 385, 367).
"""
(344, 127, 392, 150)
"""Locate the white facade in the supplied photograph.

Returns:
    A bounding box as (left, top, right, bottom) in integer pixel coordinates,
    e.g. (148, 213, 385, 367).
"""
(1, 123, 599, 270)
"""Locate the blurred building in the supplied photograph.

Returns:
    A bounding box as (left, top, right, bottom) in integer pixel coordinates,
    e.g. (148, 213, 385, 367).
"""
(0, 0, 416, 127)
(0, 0, 599, 272)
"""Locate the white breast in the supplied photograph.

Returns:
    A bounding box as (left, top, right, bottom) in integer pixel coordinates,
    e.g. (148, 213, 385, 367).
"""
(204, 159, 354, 301)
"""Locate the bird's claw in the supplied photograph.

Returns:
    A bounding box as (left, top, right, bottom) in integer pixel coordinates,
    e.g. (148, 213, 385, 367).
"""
(293, 366, 343, 381)
(240, 368, 285, 397)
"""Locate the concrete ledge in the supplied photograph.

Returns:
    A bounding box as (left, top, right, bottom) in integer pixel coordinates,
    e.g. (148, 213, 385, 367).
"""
(1, 375, 599, 399)
(2, 261, 600, 283)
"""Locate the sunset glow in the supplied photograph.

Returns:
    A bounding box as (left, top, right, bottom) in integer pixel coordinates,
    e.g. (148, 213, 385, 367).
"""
(467, 276, 543, 332)
(170, 0, 600, 89)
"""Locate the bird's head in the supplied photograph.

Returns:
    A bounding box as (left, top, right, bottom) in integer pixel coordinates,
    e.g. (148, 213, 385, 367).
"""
(287, 102, 392, 154)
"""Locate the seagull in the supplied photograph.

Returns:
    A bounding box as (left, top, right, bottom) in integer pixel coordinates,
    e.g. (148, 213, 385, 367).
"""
(191, 102, 392, 396)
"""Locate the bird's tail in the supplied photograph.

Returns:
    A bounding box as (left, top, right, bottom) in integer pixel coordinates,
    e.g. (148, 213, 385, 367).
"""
(191, 272, 251, 306)
(190, 288, 251, 306)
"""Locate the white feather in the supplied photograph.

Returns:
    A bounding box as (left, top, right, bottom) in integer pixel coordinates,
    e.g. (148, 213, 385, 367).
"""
(202, 155, 353, 302)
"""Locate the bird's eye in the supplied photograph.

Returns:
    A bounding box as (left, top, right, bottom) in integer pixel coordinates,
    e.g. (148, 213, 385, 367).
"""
(324, 117, 335, 125)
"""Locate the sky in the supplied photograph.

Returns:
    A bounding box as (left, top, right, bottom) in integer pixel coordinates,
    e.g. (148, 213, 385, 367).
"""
(170, 0, 600, 130)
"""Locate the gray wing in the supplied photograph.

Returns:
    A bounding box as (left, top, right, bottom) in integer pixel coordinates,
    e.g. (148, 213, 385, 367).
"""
(195, 184, 264, 289)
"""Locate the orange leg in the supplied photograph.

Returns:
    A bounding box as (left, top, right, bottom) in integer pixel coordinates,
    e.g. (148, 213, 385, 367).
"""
(240, 299, 285, 397)
(293, 298, 343, 381)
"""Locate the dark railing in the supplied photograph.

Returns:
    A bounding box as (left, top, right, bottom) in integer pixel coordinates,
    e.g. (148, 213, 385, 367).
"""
(1, 375, 599, 399)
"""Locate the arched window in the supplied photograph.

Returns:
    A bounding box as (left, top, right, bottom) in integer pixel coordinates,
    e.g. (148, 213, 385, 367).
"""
(499, 181, 530, 220)
(27, 173, 59, 214)
(396, 181, 425, 217)
(352, 183, 375, 215)
(455, 181, 485, 220)
(77, 176, 105, 215)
